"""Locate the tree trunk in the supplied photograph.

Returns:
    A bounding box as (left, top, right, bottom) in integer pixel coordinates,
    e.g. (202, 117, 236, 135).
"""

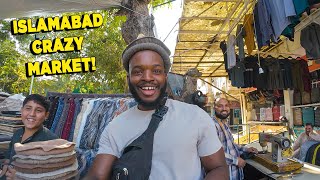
(117, 0, 155, 44)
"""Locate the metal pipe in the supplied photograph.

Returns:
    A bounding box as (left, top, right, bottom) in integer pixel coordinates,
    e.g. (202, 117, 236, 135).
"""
(199, 78, 239, 100)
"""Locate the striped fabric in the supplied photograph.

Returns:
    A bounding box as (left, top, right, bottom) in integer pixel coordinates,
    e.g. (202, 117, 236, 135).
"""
(213, 117, 247, 180)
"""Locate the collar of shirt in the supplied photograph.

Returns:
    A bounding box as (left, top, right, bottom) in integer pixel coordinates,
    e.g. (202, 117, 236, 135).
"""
(18, 126, 44, 144)
(214, 116, 229, 125)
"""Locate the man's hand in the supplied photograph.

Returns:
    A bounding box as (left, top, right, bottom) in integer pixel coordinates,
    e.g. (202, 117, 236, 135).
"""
(246, 147, 258, 154)
(5, 165, 16, 180)
(237, 157, 246, 168)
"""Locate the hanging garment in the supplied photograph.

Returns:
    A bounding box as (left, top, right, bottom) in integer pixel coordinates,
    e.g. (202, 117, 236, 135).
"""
(300, 60, 312, 93)
(293, 0, 309, 15)
(264, 0, 297, 40)
(255, 0, 275, 49)
(229, 62, 246, 88)
(300, 23, 320, 60)
(243, 14, 256, 54)
(61, 98, 76, 140)
(68, 98, 82, 141)
(50, 97, 65, 132)
(291, 60, 304, 92)
(45, 96, 59, 129)
(73, 99, 90, 143)
(54, 98, 70, 137)
(75, 99, 95, 147)
(279, 59, 293, 89)
(220, 40, 228, 71)
(301, 91, 311, 105)
(236, 24, 246, 61)
(227, 35, 237, 69)
(253, 58, 268, 89)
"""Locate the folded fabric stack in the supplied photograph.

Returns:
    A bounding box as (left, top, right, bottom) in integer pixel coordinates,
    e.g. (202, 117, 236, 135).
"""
(0, 111, 23, 136)
(12, 139, 78, 180)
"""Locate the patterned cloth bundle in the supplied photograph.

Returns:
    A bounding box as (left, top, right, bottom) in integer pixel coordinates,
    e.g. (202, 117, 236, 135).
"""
(12, 139, 78, 180)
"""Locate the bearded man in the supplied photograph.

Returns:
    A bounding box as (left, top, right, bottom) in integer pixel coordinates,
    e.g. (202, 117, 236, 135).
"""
(85, 36, 228, 180)
(213, 97, 257, 180)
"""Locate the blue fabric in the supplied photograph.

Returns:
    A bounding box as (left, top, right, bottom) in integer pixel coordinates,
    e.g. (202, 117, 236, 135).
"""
(300, 141, 319, 161)
(293, 0, 309, 15)
(302, 107, 315, 125)
(256, 0, 275, 48)
(55, 98, 70, 137)
(50, 97, 64, 132)
(213, 117, 246, 180)
(265, 0, 297, 39)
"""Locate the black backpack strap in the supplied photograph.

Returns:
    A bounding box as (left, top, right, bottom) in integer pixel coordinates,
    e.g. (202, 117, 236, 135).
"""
(123, 100, 168, 154)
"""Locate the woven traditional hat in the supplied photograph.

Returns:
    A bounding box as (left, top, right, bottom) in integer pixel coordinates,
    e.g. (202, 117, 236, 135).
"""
(122, 34, 171, 73)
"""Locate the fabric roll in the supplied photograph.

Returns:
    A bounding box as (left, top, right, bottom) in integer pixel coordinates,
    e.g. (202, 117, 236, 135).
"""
(293, 108, 303, 126)
(265, 107, 273, 121)
(280, 105, 285, 117)
(302, 107, 315, 125)
(260, 108, 266, 121)
(272, 106, 281, 121)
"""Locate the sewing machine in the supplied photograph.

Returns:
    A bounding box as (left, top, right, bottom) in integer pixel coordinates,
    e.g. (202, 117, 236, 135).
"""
(251, 133, 303, 173)
(259, 133, 291, 163)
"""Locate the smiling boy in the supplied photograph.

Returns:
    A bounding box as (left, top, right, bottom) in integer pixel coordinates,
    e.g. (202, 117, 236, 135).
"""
(2, 94, 58, 179)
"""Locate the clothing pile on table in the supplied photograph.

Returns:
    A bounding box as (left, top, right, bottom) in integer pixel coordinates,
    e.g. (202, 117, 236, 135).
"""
(12, 139, 78, 180)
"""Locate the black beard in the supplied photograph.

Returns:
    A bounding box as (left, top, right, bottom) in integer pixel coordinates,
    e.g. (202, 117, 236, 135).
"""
(128, 79, 167, 110)
(215, 111, 230, 120)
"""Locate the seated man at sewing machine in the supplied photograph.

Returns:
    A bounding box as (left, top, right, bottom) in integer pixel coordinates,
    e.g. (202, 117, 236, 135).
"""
(292, 123, 320, 159)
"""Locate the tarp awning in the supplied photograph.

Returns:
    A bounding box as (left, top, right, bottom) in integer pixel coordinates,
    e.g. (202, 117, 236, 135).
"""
(0, 0, 121, 19)
(172, 0, 254, 77)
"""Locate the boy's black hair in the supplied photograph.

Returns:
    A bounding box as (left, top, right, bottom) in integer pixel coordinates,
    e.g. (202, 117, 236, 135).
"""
(23, 94, 50, 112)
(305, 123, 314, 128)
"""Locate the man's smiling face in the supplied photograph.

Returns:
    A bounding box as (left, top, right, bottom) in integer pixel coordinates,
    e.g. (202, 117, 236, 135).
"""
(214, 98, 230, 120)
(128, 50, 167, 111)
